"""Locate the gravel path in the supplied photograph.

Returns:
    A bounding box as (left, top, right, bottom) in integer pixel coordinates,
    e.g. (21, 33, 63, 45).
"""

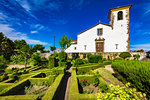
(105, 65, 114, 73)
(7, 65, 30, 69)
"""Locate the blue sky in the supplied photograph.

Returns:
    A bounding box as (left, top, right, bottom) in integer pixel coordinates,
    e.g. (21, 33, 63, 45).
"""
(0, 0, 150, 51)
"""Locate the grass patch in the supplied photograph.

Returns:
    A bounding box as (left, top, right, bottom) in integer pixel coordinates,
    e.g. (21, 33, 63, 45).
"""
(94, 68, 123, 86)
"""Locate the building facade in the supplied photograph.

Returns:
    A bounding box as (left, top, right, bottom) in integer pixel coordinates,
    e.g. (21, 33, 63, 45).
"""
(65, 5, 132, 54)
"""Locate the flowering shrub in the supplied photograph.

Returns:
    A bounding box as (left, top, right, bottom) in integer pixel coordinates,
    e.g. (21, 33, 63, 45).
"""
(97, 83, 147, 100)
(80, 79, 88, 86)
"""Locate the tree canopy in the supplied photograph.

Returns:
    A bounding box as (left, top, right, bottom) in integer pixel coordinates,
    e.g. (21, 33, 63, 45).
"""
(59, 34, 71, 51)
(14, 40, 27, 49)
(50, 46, 56, 52)
(32, 44, 45, 53)
(134, 49, 144, 52)
(119, 52, 131, 60)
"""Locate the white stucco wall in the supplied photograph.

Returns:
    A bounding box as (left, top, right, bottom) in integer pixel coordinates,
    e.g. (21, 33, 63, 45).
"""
(65, 8, 130, 53)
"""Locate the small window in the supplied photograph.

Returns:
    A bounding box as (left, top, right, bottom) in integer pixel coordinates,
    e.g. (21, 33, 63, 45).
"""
(74, 47, 76, 50)
(97, 28, 103, 36)
(84, 45, 86, 50)
(115, 44, 118, 49)
(118, 11, 123, 20)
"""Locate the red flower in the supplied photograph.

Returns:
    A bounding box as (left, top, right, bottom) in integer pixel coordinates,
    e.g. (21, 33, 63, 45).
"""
(81, 79, 83, 81)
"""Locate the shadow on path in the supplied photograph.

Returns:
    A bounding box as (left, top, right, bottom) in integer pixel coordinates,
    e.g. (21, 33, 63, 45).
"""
(54, 66, 72, 100)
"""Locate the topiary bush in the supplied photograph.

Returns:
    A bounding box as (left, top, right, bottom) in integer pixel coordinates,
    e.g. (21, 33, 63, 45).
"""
(133, 54, 140, 60)
(87, 54, 102, 63)
(47, 56, 59, 69)
(119, 52, 131, 60)
(58, 51, 67, 67)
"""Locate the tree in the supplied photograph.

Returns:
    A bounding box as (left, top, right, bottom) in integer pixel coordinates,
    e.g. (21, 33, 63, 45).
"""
(14, 40, 27, 49)
(1, 37, 14, 60)
(148, 50, 150, 53)
(119, 52, 131, 60)
(20, 45, 33, 70)
(32, 44, 45, 53)
(50, 46, 56, 52)
(59, 34, 71, 51)
(134, 49, 144, 52)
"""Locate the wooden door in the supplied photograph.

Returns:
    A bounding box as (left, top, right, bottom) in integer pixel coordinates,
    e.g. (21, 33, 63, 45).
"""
(96, 42, 104, 52)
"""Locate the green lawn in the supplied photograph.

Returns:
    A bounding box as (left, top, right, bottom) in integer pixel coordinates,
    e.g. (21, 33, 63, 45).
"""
(94, 68, 124, 86)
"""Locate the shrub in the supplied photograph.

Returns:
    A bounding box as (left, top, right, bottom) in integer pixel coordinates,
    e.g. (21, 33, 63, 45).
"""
(97, 83, 147, 100)
(47, 56, 58, 68)
(83, 54, 86, 59)
(0, 55, 7, 69)
(80, 79, 88, 86)
(73, 58, 83, 67)
(113, 57, 122, 61)
(133, 54, 140, 60)
(102, 58, 106, 61)
(93, 77, 99, 87)
(112, 60, 150, 98)
(29, 53, 48, 67)
(103, 61, 112, 65)
(58, 51, 67, 62)
(98, 82, 109, 92)
(87, 54, 102, 63)
(119, 52, 131, 60)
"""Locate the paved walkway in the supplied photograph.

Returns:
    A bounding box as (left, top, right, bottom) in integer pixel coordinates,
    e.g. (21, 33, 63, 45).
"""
(64, 67, 72, 100)
(104, 65, 114, 73)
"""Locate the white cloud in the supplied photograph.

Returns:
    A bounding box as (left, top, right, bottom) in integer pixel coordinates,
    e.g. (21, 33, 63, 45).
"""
(0, 24, 49, 45)
(16, 0, 31, 11)
(131, 43, 150, 51)
(31, 30, 38, 34)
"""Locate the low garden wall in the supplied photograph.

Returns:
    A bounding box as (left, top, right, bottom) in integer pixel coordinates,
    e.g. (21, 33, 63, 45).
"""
(67, 52, 146, 60)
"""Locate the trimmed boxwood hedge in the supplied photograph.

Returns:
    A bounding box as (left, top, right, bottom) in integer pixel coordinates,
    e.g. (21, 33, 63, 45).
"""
(29, 75, 55, 86)
(0, 84, 13, 92)
(77, 63, 104, 72)
(69, 68, 79, 100)
(0, 73, 41, 96)
(79, 94, 97, 100)
(77, 75, 100, 84)
(103, 61, 112, 65)
(0, 95, 39, 100)
(42, 74, 64, 100)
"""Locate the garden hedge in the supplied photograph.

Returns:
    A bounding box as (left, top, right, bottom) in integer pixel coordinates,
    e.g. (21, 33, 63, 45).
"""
(77, 75, 100, 84)
(77, 63, 104, 72)
(0, 73, 41, 96)
(29, 75, 55, 86)
(0, 95, 39, 100)
(42, 74, 64, 100)
(112, 61, 150, 98)
(69, 68, 79, 100)
(79, 94, 97, 100)
(103, 61, 112, 65)
(0, 84, 13, 92)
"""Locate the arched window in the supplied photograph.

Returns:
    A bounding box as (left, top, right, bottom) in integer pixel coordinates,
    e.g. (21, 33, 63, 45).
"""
(118, 11, 123, 20)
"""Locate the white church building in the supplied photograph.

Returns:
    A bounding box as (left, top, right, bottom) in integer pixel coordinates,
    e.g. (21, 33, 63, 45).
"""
(65, 5, 132, 54)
